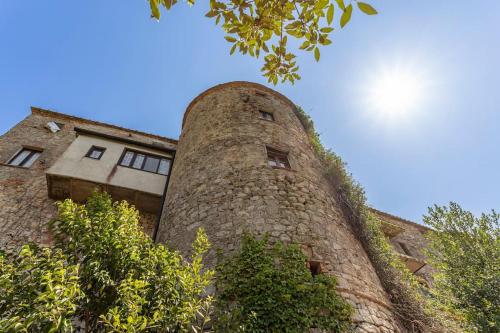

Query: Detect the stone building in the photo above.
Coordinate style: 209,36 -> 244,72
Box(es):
1,81 -> 432,332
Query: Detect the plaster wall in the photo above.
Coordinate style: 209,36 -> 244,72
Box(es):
47,134 -> 171,196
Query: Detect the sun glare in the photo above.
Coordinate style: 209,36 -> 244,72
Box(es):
368,66 -> 424,118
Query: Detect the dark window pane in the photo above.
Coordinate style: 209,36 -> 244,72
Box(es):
143,156 -> 160,173
121,151 -> 134,166
132,154 -> 145,169
89,149 -> 103,159
260,111 -> 274,121
158,159 -> 170,175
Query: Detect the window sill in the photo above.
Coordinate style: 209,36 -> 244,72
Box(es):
269,165 -> 296,172
259,117 -> 276,123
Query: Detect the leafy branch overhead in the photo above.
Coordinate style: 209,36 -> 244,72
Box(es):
149,0 -> 377,84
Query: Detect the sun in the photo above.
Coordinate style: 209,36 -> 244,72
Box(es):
368,66 -> 424,118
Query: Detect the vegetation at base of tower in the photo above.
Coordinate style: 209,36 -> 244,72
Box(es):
0,191 -> 213,332
423,203 -> 500,333
147,0 -> 377,85
214,234 -> 353,332
292,106 -> 468,332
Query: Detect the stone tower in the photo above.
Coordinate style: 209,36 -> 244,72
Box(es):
157,82 -> 403,332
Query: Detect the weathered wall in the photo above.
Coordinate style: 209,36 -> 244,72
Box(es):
373,210 -> 434,284
157,82 -> 406,332
0,108 -> 175,252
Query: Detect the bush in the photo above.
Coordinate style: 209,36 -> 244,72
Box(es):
214,234 -> 353,333
0,191 -> 213,332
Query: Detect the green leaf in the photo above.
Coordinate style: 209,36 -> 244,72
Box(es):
357,2 -> 378,15
150,0 -> 160,20
224,36 -> 237,43
327,4 -> 334,25
299,40 -> 310,50
335,0 -> 345,10
340,4 -> 352,28
230,43 -> 237,55
320,27 -> 333,33
314,47 -> 320,62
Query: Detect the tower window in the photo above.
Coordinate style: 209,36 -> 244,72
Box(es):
7,147 -> 42,168
267,147 -> 290,169
85,146 -> 106,160
259,110 -> 275,121
119,149 -> 171,175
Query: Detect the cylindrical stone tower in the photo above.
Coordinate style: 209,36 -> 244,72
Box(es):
157,82 -> 404,332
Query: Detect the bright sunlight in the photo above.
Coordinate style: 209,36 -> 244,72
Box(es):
367,65 -> 425,119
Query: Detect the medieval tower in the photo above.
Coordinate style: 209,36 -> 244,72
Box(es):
1,81 -> 431,333
157,82 -> 405,332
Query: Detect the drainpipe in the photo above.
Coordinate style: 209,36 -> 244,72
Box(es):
153,151 -> 175,243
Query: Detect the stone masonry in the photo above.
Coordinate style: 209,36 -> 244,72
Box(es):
1,82 -> 433,333
157,82 -> 413,332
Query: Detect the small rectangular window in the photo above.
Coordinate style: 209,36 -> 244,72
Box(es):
85,146 -> 106,160
308,261 -> 323,277
259,110 -> 275,121
119,149 -> 171,175
7,148 -> 42,168
267,147 -> 290,169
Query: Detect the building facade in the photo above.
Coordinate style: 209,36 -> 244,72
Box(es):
1,82 -> 431,332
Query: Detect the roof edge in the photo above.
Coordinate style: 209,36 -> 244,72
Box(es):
369,207 -> 431,232
182,81 -> 298,128
31,106 -> 178,145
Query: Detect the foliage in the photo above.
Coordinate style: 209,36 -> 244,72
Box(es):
0,245 -> 81,332
148,0 -> 377,84
214,234 -> 353,332
292,106 -> 460,332
1,191 -> 213,332
424,203 -> 500,332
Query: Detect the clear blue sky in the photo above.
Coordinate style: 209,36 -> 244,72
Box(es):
1,1 -> 499,223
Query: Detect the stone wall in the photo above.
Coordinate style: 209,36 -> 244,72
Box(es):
373,209 -> 434,285
157,82 -> 406,332
0,108 -> 175,252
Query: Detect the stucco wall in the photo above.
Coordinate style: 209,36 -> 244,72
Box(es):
47,134 -> 171,196
157,82 -> 406,332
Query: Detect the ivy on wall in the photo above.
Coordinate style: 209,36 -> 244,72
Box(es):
292,106 -> 466,333
214,234 -> 353,333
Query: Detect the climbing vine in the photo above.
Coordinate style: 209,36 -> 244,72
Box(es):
293,106 -> 466,332
214,234 -> 353,333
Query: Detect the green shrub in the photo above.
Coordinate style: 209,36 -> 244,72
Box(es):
214,234 -> 353,333
0,191 -> 213,332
